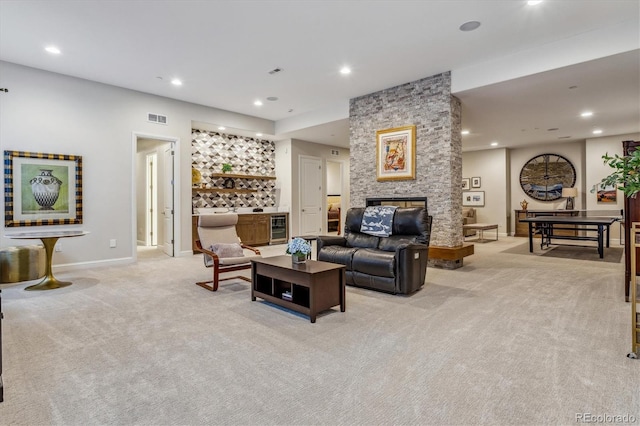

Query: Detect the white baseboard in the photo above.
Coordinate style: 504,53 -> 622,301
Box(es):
53,256 -> 135,272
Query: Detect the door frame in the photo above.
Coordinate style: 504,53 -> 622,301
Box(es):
145,152 -> 158,246
131,132 -> 180,261
325,158 -> 345,233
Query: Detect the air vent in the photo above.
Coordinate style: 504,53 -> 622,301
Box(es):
147,113 -> 168,125
268,67 -> 283,75
331,149 -> 340,156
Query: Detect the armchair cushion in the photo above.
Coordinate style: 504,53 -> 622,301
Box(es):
352,248 -> 395,278
316,245 -> 357,270
209,243 -> 244,258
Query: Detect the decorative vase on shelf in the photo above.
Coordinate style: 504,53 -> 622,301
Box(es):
520,199 -> 528,211
30,169 -> 62,210
292,253 -> 307,264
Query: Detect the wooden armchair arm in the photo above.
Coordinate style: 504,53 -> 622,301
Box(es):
241,244 -> 261,255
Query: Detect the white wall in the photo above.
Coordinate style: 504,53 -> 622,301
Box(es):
462,135 -> 639,239
585,132 -> 640,212
326,161 -> 342,195
462,148 -> 509,235
0,61 -> 273,267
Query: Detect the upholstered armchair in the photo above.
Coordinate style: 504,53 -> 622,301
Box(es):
194,213 -> 261,291
462,207 -> 477,237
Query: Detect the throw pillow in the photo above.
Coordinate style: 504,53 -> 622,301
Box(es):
209,243 -> 244,258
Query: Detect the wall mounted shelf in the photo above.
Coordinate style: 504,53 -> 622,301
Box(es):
209,173 -> 276,180
192,188 -> 257,193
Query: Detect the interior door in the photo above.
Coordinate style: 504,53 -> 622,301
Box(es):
162,146 -> 174,256
299,156 -> 323,235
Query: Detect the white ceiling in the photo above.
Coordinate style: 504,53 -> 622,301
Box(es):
1,1 -> 638,151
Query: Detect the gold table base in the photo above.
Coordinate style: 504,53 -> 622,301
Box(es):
25,276 -> 71,291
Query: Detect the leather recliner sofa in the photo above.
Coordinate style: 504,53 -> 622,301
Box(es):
316,207 -> 432,295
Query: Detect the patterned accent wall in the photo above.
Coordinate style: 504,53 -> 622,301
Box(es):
191,129 -> 276,209
349,72 -> 463,251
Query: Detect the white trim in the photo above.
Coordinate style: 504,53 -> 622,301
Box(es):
53,257 -> 135,272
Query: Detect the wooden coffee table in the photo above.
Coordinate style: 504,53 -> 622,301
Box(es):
251,256 -> 345,323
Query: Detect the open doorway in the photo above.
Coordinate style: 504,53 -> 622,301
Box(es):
134,135 -> 177,259
326,159 -> 344,235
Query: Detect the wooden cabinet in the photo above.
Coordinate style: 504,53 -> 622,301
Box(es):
236,214 -> 270,246
514,210 -> 578,237
193,213 -> 287,250
623,140 -> 640,302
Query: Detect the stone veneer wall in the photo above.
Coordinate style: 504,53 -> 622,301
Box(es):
349,72 -> 463,253
191,129 -> 276,209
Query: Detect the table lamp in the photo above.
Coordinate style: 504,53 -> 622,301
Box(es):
562,187 -> 578,210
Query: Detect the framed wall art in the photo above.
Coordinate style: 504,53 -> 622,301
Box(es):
4,150 -> 83,227
462,178 -> 470,190
471,176 -> 481,188
462,191 -> 485,207
376,125 -> 416,181
596,183 -> 617,203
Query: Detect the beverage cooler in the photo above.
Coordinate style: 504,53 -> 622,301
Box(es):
270,214 -> 288,244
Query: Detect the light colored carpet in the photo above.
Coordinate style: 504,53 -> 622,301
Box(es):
502,242 -> 624,263
0,238 -> 637,425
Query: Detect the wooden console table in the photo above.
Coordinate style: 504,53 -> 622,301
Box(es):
514,210 -> 579,237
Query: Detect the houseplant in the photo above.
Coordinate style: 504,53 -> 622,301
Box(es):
601,150 -> 640,198
286,237 -> 312,264
222,163 -> 233,173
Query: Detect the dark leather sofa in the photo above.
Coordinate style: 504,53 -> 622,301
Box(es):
317,207 -> 432,295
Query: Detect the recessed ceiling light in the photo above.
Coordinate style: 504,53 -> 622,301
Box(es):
340,66 -> 351,75
527,0 -> 543,5
45,46 -> 61,54
490,142 -> 499,146
254,100 -> 263,106
461,130 -> 470,135
459,21 -> 481,32
581,111 -> 593,118
218,126 -> 225,131
593,129 -> 603,135
256,133 -> 263,137
171,78 -> 182,86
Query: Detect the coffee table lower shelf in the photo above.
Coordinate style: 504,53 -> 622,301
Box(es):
251,256 -> 345,323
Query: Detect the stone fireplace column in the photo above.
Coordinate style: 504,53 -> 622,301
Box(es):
349,72 -> 468,270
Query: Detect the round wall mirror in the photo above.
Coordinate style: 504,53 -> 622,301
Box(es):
519,153 -> 576,201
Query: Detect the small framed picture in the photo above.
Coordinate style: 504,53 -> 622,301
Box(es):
471,177 -> 481,188
462,178 -> 470,190
596,183 -> 616,203
462,191 -> 485,207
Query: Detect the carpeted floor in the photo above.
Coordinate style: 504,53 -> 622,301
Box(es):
0,237 -> 637,425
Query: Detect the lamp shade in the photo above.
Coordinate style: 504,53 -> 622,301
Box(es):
562,187 -> 578,197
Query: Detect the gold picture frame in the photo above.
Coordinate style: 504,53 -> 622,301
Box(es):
376,125 -> 416,181
4,150 -> 83,227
